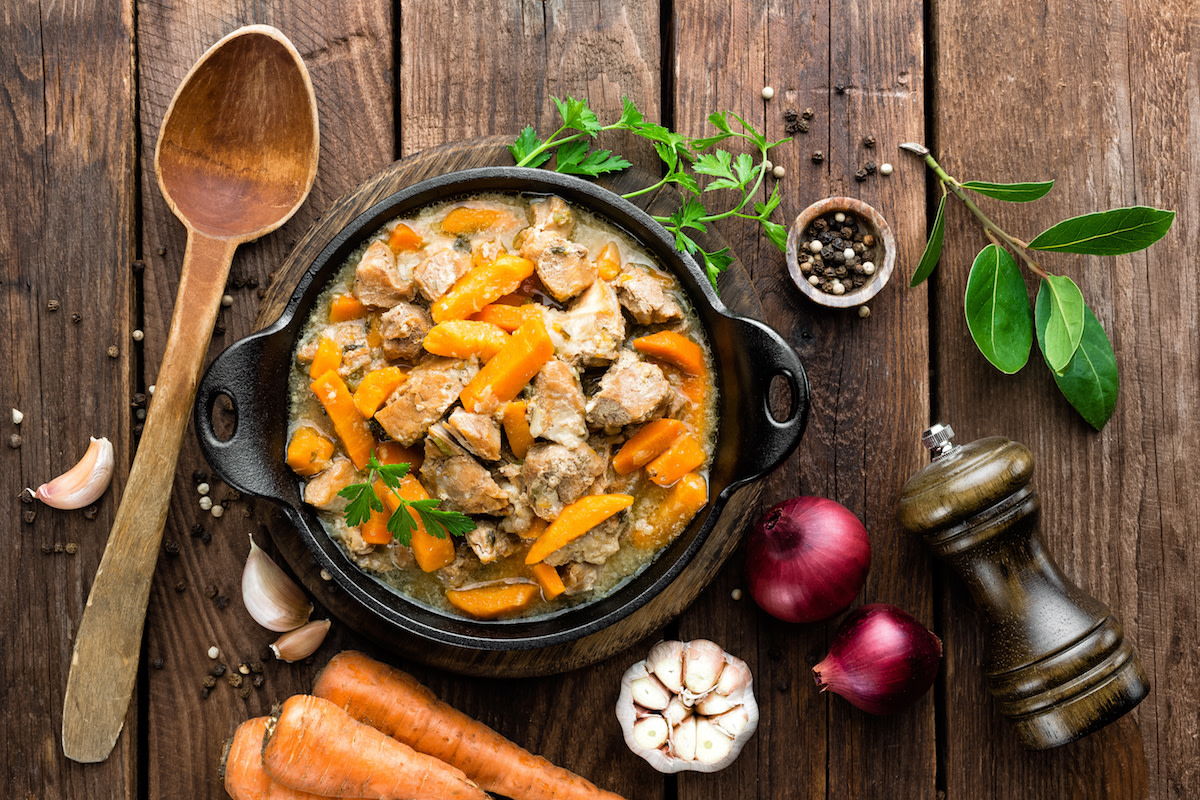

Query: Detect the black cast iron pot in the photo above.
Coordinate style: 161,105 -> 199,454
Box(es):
195,166 -> 808,653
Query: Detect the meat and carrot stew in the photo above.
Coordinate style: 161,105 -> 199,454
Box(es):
286,192 -> 716,620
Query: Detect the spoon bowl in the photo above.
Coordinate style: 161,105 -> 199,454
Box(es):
62,24 -> 319,764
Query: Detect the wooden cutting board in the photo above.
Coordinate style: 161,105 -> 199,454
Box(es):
253,136 -> 770,677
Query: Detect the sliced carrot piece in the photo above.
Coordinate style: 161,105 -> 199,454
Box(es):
531,563 -> 566,601
501,400 -> 535,460
308,335 -> 342,379
632,330 -> 706,376
387,222 -> 423,252
517,515 -> 548,542
330,293 -> 369,322
645,432 -> 707,487
431,253 -> 536,323
423,320 -> 510,361
352,366 -> 408,418
376,440 -> 424,472
285,427 -> 335,477
376,473 -> 456,572
469,302 -> 542,333
459,314 -> 554,413
595,241 -> 622,281
632,472 -> 709,550
446,582 -> 540,619
440,206 -> 507,236
361,488 -> 394,546
526,494 -> 634,565
612,418 -> 687,475
310,370 -> 375,470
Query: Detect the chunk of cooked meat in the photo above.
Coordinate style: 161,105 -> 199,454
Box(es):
414,247 -> 471,302
528,195 -> 576,237
495,463 -> 536,536
543,515 -> 624,567
464,519 -> 522,564
302,457 -> 357,512
296,321 -> 372,376
561,562 -> 602,596
436,546 -> 474,588
535,237 -> 596,302
612,263 -> 685,325
586,350 -> 672,432
522,442 -> 605,520
517,227 -> 564,263
354,240 -> 414,307
378,301 -> 432,362
420,425 -> 510,514
373,358 -> 478,445
444,407 -> 502,461
545,279 -> 626,366
527,358 -> 587,447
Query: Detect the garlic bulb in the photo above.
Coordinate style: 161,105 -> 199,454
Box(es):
32,436 -> 114,509
270,619 -> 331,662
242,534 -> 313,632
616,639 -> 759,773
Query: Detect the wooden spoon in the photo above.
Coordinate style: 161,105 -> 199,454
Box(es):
62,24 -> 319,763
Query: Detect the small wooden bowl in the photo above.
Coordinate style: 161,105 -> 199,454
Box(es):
785,196 -> 895,309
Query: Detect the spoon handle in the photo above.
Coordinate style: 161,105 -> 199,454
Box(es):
62,230 -> 237,763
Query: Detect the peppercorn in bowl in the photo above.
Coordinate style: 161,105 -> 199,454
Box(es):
195,163 -> 809,662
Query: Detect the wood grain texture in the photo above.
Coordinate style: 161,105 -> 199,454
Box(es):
134,2 -> 392,798
672,0 -> 933,797
0,0 -> 136,795
932,0 -> 1197,795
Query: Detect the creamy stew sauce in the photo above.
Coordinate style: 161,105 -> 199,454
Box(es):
287,192 -> 716,620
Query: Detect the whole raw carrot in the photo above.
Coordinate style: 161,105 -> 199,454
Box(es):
313,651 -> 628,800
262,694 -> 488,800
222,716 -> 328,800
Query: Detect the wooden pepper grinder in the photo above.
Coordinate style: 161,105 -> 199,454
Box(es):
898,423 -> 1149,749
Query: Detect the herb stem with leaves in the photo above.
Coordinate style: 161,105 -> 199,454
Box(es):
338,452 -> 475,546
510,96 -> 790,290
902,142 -> 1174,430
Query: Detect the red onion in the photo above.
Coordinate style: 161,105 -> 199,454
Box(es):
812,603 -> 942,714
744,496 -> 871,623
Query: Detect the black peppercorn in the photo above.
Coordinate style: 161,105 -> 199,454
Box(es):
811,151 -> 825,164
855,168 -> 868,182
862,134 -> 876,148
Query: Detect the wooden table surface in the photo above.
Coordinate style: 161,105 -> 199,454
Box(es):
3,0 -> 1196,797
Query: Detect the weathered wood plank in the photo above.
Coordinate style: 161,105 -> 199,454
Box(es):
673,0 -> 933,797
134,2 -> 393,798
932,0 -> 1196,795
0,0 -> 136,796
391,3 -> 663,797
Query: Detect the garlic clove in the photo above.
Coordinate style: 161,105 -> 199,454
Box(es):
671,715 -> 697,761
242,534 -> 313,632
33,436 -> 114,509
647,640 -> 684,693
629,672 -> 672,711
664,694 -> 692,726
682,639 -> 726,695
709,706 -> 752,738
694,689 -> 738,716
696,660 -> 753,714
269,619 -> 331,662
631,715 -> 669,750
693,719 -> 734,765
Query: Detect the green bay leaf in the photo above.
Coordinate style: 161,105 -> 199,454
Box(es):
909,193 -> 946,286
1028,206 -> 1175,255
1046,304 -> 1119,430
964,244 -> 1032,374
961,179 -> 1054,202
1035,274 -> 1086,373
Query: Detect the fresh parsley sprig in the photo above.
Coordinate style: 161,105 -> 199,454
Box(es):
510,97 -> 790,290
338,452 -> 475,546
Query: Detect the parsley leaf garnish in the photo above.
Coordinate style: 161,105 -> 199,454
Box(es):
338,452 -> 474,547
510,96 -> 790,291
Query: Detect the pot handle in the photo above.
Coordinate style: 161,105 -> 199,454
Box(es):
193,332 -> 296,504
728,316 -> 810,481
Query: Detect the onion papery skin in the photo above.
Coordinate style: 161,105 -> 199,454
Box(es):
812,603 -> 943,715
744,496 -> 871,623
